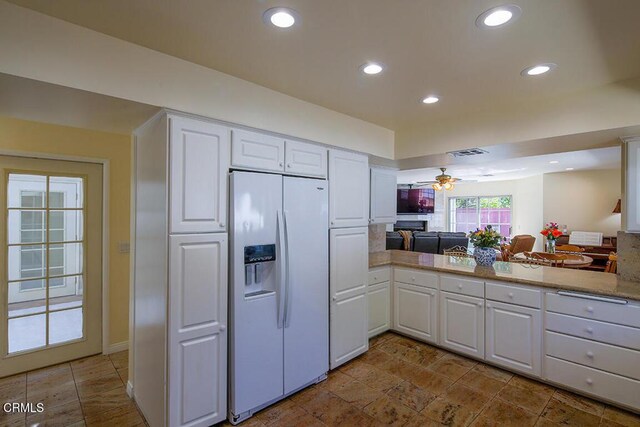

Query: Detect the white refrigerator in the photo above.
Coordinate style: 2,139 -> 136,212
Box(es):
229,171 -> 329,424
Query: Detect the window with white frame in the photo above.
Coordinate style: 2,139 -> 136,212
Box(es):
448,196 -> 512,238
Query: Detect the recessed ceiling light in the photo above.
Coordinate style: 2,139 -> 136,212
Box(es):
521,63 -> 558,76
360,62 -> 384,75
549,160 -> 559,164
476,4 -> 522,28
566,167 -> 574,171
422,96 -> 439,104
263,7 -> 299,28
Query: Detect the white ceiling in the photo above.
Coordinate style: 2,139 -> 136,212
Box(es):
0,73 -> 159,134
396,146 -> 621,183
7,0 -> 640,132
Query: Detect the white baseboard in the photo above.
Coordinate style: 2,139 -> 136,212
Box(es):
105,340 -> 129,354
127,380 -> 134,398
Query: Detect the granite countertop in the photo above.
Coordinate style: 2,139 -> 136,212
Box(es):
370,250 -> 640,300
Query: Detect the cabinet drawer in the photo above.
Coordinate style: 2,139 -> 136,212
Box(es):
369,267 -> 391,286
440,274 -> 484,298
486,281 -> 541,308
546,331 -> 640,380
394,268 -> 438,289
546,312 -> 640,351
544,356 -> 640,411
546,292 -> 640,328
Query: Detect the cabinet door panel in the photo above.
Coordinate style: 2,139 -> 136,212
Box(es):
368,282 -> 390,337
329,150 -> 369,228
231,129 -> 285,172
440,291 -> 484,359
370,168 -> 397,224
169,234 -> 227,427
330,227 -> 368,368
331,293 -> 368,368
170,116 -> 229,234
394,283 -> 437,343
486,301 -> 541,377
285,140 -> 327,178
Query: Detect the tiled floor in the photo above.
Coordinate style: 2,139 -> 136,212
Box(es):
3,333 -> 640,426
0,350 -> 144,426
223,332 -> 640,427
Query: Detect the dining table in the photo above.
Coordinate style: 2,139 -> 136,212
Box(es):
512,252 -> 594,269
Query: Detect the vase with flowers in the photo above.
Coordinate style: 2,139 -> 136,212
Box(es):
540,222 -> 563,253
469,225 -> 501,267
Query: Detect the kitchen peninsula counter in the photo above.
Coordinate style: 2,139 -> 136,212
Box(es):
370,250 -> 640,300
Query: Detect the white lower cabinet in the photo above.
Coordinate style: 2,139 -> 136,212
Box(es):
330,228 -> 368,368
394,282 -> 438,343
439,291 -> 484,359
486,301 -> 541,376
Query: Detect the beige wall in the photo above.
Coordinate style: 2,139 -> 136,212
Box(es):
0,116 -> 131,347
0,1 -> 394,159
543,169 -> 621,236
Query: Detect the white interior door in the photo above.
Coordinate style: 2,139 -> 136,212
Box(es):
0,155 -> 102,377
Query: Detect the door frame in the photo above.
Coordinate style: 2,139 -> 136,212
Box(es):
0,149 -> 111,356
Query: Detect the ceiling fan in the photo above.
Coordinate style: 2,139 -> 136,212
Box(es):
415,167 -> 461,191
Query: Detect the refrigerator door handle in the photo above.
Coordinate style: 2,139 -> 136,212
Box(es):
283,210 -> 292,328
277,209 -> 286,329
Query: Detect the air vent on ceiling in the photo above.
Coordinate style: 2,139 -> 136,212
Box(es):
447,148 -> 489,157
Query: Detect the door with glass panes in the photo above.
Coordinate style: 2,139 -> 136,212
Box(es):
0,156 -> 102,376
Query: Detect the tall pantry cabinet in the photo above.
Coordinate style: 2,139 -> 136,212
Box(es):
133,112 -> 229,427
328,149 -> 369,368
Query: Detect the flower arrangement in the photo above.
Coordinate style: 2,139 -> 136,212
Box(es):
540,222 -> 563,240
468,225 -> 502,248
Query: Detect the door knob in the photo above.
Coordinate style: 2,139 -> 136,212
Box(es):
586,306 -> 594,313
477,302 -> 483,307
586,327 -> 594,334
508,292 -> 514,298
279,162 -> 284,167
220,222 -> 225,228
586,351 -> 594,358
332,296 -> 337,301
220,325 -> 227,331
586,378 -> 593,385
486,304 -> 492,309
287,163 -> 291,168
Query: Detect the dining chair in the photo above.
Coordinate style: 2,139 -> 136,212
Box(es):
524,252 -> 568,268
556,244 -> 585,253
605,252 -> 618,274
508,256 -> 549,267
443,245 -> 473,258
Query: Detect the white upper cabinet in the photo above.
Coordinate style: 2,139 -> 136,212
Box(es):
231,129 -> 285,173
370,167 -> 397,224
170,116 -> 230,234
623,137 -> 640,232
329,149 -> 370,228
285,140 -> 327,178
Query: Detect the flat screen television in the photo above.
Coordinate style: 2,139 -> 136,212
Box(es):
397,188 -> 435,214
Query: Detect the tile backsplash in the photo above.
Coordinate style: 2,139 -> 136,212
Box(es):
369,224 -> 386,253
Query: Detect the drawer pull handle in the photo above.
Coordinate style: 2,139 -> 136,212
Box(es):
374,276 -> 378,281
458,284 -> 463,290
586,327 -> 594,334
557,291 -> 628,305
412,277 -> 416,281
586,351 -> 594,358
586,378 -> 593,385
508,292 -> 514,298
586,306 -> 594,313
